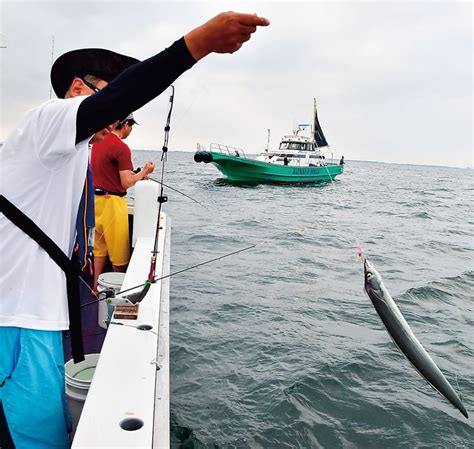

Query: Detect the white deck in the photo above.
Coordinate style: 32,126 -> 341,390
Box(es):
73,181 -> 170,448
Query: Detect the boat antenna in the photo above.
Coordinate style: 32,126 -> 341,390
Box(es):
265,128 -> 270,152
49,35 -> 55,99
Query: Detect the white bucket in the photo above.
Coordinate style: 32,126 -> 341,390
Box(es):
65,353 -> 100,436
97,272 -> 125,329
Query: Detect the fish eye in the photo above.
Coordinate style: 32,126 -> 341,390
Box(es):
366,273 -> 373,280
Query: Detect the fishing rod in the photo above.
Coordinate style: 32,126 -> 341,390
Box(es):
80,241 -> 259,309
80,227 -> 307,309
118,227 -> 299,298
131,85 -> 175,303
119,242 -> 258,297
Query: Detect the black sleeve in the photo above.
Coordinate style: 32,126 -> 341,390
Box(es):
76,37 -> 196,144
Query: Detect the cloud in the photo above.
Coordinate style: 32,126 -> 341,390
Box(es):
1,1 -> 471,167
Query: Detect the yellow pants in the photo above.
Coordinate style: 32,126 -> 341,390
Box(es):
94,195 -> 130,266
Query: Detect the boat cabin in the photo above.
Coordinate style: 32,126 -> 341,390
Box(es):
256,134 -> 327,167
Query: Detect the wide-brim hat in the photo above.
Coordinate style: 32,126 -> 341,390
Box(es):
51,48 -> 140,98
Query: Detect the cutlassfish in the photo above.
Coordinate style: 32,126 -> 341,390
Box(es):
363,259 -> 468,418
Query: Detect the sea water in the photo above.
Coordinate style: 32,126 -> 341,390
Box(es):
132,151 -> 473,448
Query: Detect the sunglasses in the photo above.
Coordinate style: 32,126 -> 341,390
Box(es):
81,78 -> 102,93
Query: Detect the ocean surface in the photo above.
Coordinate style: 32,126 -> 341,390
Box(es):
133,151 -> 473,448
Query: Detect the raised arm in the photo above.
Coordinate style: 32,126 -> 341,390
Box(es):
75,12 -> 269,144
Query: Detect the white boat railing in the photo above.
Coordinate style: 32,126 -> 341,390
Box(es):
209,142 -> 247,158
319,148 -> 335,165
197,142 -> 339,166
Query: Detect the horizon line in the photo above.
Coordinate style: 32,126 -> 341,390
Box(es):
130,148 -> 473,170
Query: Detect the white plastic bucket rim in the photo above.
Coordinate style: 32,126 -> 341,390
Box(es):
97,272 -> 126,292
65,353 -> 100,386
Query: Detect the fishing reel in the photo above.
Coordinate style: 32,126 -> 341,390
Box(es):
97,287 -> 136,306
96,287 -> 116,302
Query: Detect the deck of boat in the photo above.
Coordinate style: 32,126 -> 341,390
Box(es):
66,181 -> 170,448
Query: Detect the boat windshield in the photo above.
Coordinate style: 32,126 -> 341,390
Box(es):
279,142 -> 311,151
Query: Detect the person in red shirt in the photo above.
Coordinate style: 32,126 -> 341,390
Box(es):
91,113 -> 155,290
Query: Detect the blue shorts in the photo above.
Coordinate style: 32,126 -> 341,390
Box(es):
0,327 -> 71,449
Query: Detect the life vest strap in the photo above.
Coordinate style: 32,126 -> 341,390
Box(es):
0,195 -> 85,363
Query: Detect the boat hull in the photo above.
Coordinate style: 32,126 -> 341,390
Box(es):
197,151 -> 344,184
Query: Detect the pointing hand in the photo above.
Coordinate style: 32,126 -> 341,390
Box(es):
185,12 -> 270,60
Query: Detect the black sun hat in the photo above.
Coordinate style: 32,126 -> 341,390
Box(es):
50,48 -> 140,98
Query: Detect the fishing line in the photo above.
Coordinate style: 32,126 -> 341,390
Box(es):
79,274 -> 97,296
317,149 -> 337,186
118,226 -> 308,296
93,100 -> 193,247
148,176 -> 213,212
80,243 -> 257,308
171,74 -> 215,129
93,176 -> 203,246
79,223 -> 318,310
323,163 -> 336,186
109,321 -> 163,371
80,241 -> 258,308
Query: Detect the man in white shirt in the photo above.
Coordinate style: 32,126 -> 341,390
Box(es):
0,12 -> 269,449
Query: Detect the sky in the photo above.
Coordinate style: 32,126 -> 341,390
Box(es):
0,1 -> 472,168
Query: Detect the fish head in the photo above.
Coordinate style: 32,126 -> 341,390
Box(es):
364,258 -> 384,297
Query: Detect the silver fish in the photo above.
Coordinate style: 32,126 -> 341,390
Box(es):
364,259 -> 468,419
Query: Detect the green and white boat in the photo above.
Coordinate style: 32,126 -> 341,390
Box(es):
194,99 -> 345,184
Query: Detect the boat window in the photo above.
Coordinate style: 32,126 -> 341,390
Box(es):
280,142 -> 309,151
